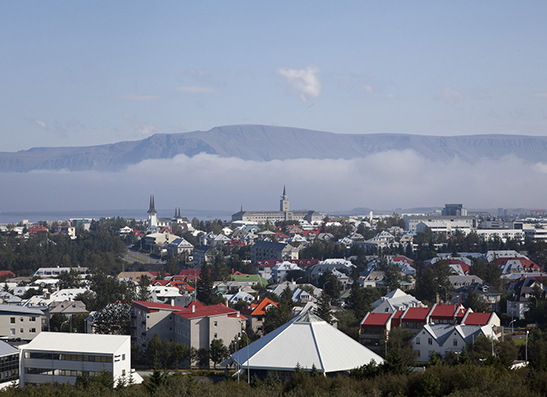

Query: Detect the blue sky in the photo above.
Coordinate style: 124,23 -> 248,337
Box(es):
2,2 -> 547,215
2,1 -> 547,152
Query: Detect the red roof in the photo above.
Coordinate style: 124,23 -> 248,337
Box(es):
463,312 -> 493,326
447,259 -> 471,274
133,300 -> 188,312
392,256 -> 414,265
28,225 -> 49,233
178,269 -> 202,276
0,271 -> 15,278
152,280 -> 170,286
361,313 -> 392,327
402,307 -> 431,321
430,304 -> 458,319
391,310 -> 404,327
174,303 -> 239,319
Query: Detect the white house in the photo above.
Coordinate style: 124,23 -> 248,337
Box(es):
411,323 -> 497,362
19,332 -> 142,387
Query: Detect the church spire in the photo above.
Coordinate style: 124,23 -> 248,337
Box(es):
147,194 -> 156,215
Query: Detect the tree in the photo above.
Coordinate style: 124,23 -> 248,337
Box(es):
315,292 -> 333,324
209,339 -> 229,369
137,275 -> 152,302
196,262 -> 220,305
92,302 -> 131,335
57,269 -> 82,289
464,290 -> 490,313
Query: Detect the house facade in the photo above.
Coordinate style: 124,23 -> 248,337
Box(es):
19,332 -> 139,387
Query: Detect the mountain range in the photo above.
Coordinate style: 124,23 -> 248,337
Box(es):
1,124 -> 547,172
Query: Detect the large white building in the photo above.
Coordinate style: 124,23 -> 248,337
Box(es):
231,187 -> 322,224
19,332 -> 141,387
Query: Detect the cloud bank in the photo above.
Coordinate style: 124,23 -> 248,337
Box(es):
1,151 -> 546,217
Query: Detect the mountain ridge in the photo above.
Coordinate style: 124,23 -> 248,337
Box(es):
1,124 -> 546,172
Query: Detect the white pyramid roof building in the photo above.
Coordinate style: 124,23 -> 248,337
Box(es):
227,311 -> 384,374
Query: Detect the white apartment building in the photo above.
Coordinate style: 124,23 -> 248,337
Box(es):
19,332 -> 141,387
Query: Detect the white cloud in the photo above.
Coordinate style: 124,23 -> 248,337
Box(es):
177,86 -> 218,94
111,94 -> 161,101
435,87 -> 464,105
277,65 -> 321,102
531,91 -> 547,99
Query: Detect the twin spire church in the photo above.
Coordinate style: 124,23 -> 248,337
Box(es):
231,186 -> 322,224
147,195 -> 189,231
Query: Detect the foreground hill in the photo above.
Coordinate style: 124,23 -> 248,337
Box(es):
1,125 -> 546,172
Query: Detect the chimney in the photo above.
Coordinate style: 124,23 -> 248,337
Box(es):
192,304 -> 196,313
170,299 -> 175,307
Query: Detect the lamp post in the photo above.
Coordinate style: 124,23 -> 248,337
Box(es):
509,319 -> 516,334
241,330 -> 250,384
438,284 -> 448,303
525,330 -> 529,364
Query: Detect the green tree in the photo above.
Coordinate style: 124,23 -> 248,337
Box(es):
209,339 -> 229,369
137,275 -> 152,302
92,302 -> 131,335
196,262 -> 220,305
315,292 -> 333,324
464,290 -> 490,313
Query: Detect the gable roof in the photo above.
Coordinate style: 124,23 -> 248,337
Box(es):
246,297 -> 278,316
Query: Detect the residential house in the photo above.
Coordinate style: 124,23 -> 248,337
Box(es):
452,283 -> 501,311
166,238 -> 194,256
0,304 -> 43,340
411,323 -> 497,362
251,241 -> 300,264
132,300 -> 245,353
371,289 -> 425,314
241,297 -> 278,335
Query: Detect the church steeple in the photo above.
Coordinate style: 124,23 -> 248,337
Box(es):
147,194 -> 157,215
147,194 -> 157,229
280,186 -> 289,212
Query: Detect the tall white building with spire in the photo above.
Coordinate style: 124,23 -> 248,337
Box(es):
147,194 -> 157,229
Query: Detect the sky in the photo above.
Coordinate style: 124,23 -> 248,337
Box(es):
1,2 -> 547,216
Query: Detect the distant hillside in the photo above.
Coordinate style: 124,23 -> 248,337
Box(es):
1,125 -> 547,172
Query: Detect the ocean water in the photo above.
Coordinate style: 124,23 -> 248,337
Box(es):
0,209 -> 232,224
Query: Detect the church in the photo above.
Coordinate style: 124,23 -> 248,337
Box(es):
231,187 -> 322,224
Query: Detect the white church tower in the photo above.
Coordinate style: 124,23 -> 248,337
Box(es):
147,194 -> 157,229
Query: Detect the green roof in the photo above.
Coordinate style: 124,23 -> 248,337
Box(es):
229,274 -> 268,286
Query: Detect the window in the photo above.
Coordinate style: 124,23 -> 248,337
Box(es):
29,328 -> 36,333
10,318 -> 15,324
453,339 -> 458,347
9,329 -> 15,336
214,333 -> 218,338
416,337 -> 420,345
428,338 -> 433,345
122,354 -> 126,361
214,321 -> 218,327
29,317 -> 36,322
20,328 -> 23,334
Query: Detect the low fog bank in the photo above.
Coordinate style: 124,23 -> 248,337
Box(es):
1,150 -> 546,215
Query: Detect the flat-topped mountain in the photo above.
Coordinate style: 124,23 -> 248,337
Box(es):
1,125 -> 546,172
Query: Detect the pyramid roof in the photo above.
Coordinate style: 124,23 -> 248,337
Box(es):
228,311 -> 383,373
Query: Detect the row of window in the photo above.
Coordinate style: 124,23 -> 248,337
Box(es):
10,317 -> 37,323
415,337 -> 458,347
25,352 -> 116,363
26,368 -> 109,377
10,328 -> 36,335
